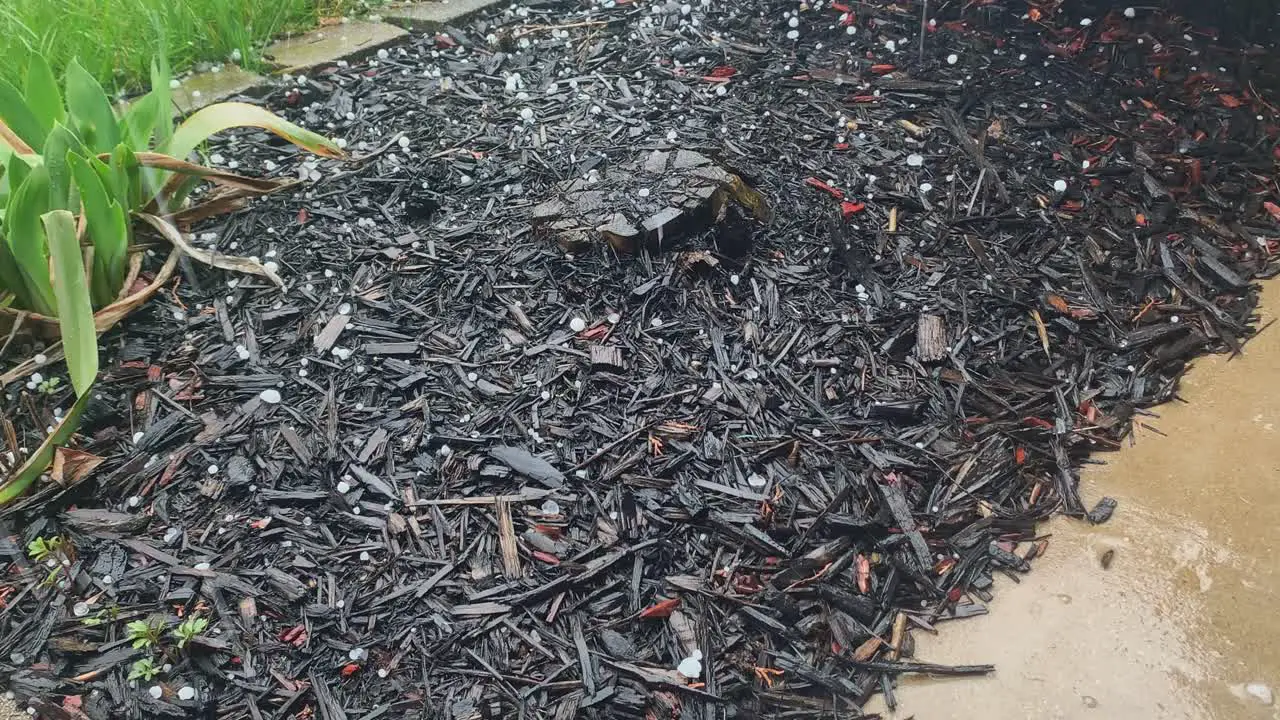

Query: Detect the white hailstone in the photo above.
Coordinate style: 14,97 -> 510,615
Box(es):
1053,179 -> 1068,193
945,53 -> 959,65
207,464 -> 219,475
542,499 -> 560,515
194,562 -> 211,571
1082,159 -> 1091,170
786,29 -> 799,40
812,428 -> 823,437
397,135 -> 411,149
715,84 -> 727,96
730,274 -> 740,285
177,686 -> 196,701
1079,17 -> 1092,26
607,312 -> 621,324
336,481 -> 351,494
209,153 -> 225,165
33,353 -> 47,365
360,551 -> 371,562
677,656 -> 702,678
101,575 -> 113,585
650,317 -> 663,328
637,188 -> 651,198
459,174 -> 473,185
467,372 -> 479,383
1170,315 -> 1180,323
846,25 -> 857,35
349,647 -> 368,661
338,302 -> 353,315
438,444 -> 453,457
126,495 -> 142,508
259,389 -> 282,404
377,668 -> 389,678
520,107 -> 535,122
132,431 -> 145,444
920,182 -> 933,193
164,527 -> 181,544
332,347 -> 353,361
236,346 -> 251,361
788,16 -> 799,28
264,159 -> 278,172
906,153 -> 924,167
1124,7 -> 1136,18
73,601 -> 90,617
885,40 -> 896,52
377,48 -> 390,60
148,686 -> 163,699
569,317 -> 587,332
1245,683 -> 1273,705
747,473 -> 768,488
666,129 -> 678,142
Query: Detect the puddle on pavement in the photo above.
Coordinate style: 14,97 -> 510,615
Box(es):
868,280 -> 1280,720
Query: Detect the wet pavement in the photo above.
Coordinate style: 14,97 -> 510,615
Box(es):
868,281 -> 1280,720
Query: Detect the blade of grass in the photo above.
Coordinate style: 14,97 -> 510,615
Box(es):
43,209 -> 97,395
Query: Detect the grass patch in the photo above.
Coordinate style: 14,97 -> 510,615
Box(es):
0,0 -> 381,93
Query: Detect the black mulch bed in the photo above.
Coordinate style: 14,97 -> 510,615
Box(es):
3,0 -> 1279,717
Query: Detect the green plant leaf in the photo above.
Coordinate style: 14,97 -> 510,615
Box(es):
149,57 -> 173,149
0,388 -> 91,505
64,60 -> 120,155
43,209 -> 98,396
109,145 -> 142,212
0,78 -> 45,151
23,54 -> 65,138
0,159 -> 27,303
119,94 -> 161,154
6,151 -> 30,195
4,164 -> 56,315
68,153 -> 128,306
43,125 -> 86,212
167,102 -> 345,164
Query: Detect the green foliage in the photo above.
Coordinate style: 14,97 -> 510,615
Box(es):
173,615 -> 209,649
44,208 -> 97,395
0,0 -> 345,93
125,618 -> 164,649
127,657 -> 159,682
0,51 -> 344,505
0,53 -> 342,321
26,535 -> 65,563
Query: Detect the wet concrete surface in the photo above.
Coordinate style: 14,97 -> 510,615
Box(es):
868,282 -> 1280,720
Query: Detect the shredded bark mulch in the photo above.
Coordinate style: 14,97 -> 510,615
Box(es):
3,0 -> 1279,717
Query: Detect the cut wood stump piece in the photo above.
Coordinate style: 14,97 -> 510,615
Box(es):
590,345 -> 625,371
530,149 -> 769,253
915,314 -> 948,363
